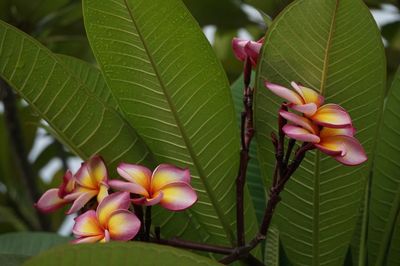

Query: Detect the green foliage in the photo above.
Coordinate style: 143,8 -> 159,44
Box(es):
254,1 -> 386,265
0,232 -> 71,265
24,242 -> 222,266
0,21 -> 153,170
82,0 -> 258,247
368,67 -> 400,266
0,232 -> 71,257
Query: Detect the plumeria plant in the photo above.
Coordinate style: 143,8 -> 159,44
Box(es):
0,0 -> 398,266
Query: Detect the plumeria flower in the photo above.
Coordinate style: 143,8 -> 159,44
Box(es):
109,164 -> 197,211
72,192 -> 140,243
36,156 -> 109,214
280,110 -> 367,166
232,37 -> 264,67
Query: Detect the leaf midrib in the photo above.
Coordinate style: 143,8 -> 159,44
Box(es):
122,0 -> 235,244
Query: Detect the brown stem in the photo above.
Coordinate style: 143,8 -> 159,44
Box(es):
220,143 -> 313,264
132,202 -> 145,240
0,78 -> 50,231
283,138 -> 296,170
236,57 -> 255,247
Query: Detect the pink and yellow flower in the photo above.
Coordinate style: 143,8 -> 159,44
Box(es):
265,81 -> 353,128
232,37 -> 264,67
35,156 -> 109,214
109,164 -> 197,211
72,192 -> 140,243
280,110 -> 367,166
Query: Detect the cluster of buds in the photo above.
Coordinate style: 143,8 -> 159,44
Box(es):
265,81 -> 367,166
36,156 -> 197,243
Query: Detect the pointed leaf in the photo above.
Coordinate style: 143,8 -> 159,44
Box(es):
0,21 -> 153,169
254,0 -> 385,265
83,0 -> 258,246
368,68 -> 400,266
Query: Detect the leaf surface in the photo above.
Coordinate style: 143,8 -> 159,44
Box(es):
254,0 -> 386,265
0,21 -> 153,169
24,242 -> 222,266
368,68 -> 400,266
83,0 -> 258,246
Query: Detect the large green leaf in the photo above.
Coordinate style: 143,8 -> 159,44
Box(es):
254,0 -> 385,265
264,225 -> 280,266
0,232 -> 71,257
368,68 -> 400,266
83,0 -> 258,247
57,54 -> 118,110
0,21 -> 153,169
24,242 -> 222,266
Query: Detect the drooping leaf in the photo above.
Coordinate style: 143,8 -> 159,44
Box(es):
0,232 -> 71,257
0,21 -> 153,170
83,0 -> 258,247
24,242 -> 222,266
368,68 -> 400,266
254,0 -> 386,265
231,74 -> 267,224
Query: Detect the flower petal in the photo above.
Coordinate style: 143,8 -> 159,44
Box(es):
311,104 -> 352,128
151,164 -> 191,193
66,191 -> 97,215
97,183 -> 109,203
58,170 -> 75,198
96,192 -> 130,227
316,135 -> 367,165
279,110 -> 318,134
244,41 -> 262,66
87,155 -> 108,185
109,180 -> 149,197
72,235 -> 104,244
320,127 -> 355,138
75,162 -> 96,189
290,103 -> 318,117
72,210 -> 103,237
143,191 -> 163,206
159,182 -> 197,211
291,82 -> 324,107
282,125 -> 320,143
107,210 -> 140,241
117,163 -> 151,191
35,188 -> 68,213
264,81 -> 304,105
232,37 -> 247,61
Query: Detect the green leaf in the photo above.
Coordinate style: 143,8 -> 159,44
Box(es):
57,54 -> 118,110
0,20 -> 153,169
0,232 -> 71,257
0,254 -> 29,266
24,242 -> 221,266
231,74 -> 267,224
264,226 -> 280,266
254,0 -> 386,265
0,206 -> 28,231
368,68 -> 400,266
83,0 -> 258,247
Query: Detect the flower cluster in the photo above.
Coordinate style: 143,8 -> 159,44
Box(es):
36,156 -> 197,243
265,81 -> 367,166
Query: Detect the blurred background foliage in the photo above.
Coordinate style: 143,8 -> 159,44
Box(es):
0,0 -> 399,238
